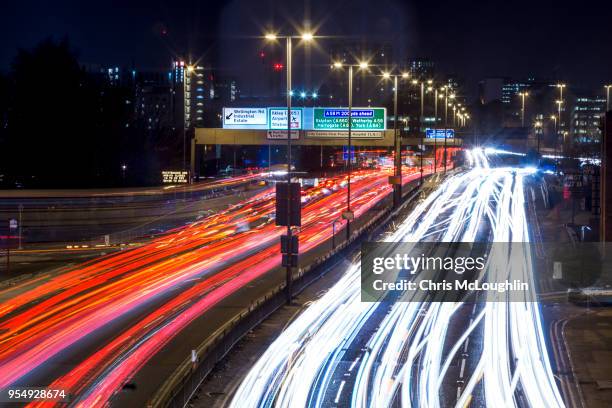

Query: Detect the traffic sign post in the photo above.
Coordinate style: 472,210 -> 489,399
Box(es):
280,234 -> 298,254
277,183 -> 301,281
281,253 -> 298,268
275,182 -> 302,227
4,219 -> 18,274
280,235 -> 298,268
388,175 -> 401,185
18,204 -> 23,250
342,211 -> 354,221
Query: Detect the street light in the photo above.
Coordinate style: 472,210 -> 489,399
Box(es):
556,83 -> 566,133
556,83 -> 566,98
519,91 -> 529,127
301,32 -> 314,41
332,60 -> 369,239
265,31 -> 314,304
411,79 -> 430,184
432,85 -> 442,173
555,99 -> 564,153
382,70 -> 410,208
440,87 -> 453,173
605,84 -> 612,112
534,120 -> 543,153
550,114 -> 559,169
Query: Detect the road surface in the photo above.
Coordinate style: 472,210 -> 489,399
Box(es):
0,162 -> 444,407
231,149 -> 566,408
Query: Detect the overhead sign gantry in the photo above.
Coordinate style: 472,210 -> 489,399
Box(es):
221,106 -> 387,134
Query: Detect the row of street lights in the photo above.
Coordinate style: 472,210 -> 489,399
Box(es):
263,30 -> 465,302
379,75 -> 463,183
382,71 -> 408,207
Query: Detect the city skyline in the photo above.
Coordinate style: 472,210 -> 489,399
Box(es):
2,0 -> 611,97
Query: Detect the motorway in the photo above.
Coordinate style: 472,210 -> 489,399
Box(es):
0,173 -> 263,245
0,162 -> 441,407
231,150 -> 566,408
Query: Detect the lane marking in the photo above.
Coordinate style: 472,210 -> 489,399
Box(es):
334,380 -> 346,404
348,356 -> 360,372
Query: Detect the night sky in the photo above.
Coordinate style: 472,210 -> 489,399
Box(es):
2,0 -> 611,97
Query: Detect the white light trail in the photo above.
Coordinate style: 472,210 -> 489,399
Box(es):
231,150 -> 565,408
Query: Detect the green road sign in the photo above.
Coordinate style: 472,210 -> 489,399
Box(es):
313,108 -> 386,131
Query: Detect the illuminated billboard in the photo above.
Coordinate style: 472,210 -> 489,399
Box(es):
161,171 -> 189,184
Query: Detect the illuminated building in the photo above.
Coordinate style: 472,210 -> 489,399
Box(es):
570,95 -> 606,144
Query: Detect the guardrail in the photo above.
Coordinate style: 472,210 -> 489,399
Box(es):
147,174 -> 445,408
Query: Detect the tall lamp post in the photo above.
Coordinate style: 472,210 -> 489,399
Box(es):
550,114 -> 558,165
556,99 -> 564,155
332,61 -> 369,239
433,86 -> 443,172
519,91 -> 529,127
534,120 -> 542,153
412,79 -> 431,185
265,32 -> 313,304
382,71 -> 409,208
605,84 -> 612,112
443,89 -> 454,173
556,83 -> 566,137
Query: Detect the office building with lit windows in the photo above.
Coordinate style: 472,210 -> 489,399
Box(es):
570,95 -> 606,144
171,61 -> 208,129
501,80 -> 530,104
408,58 -> 435,80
